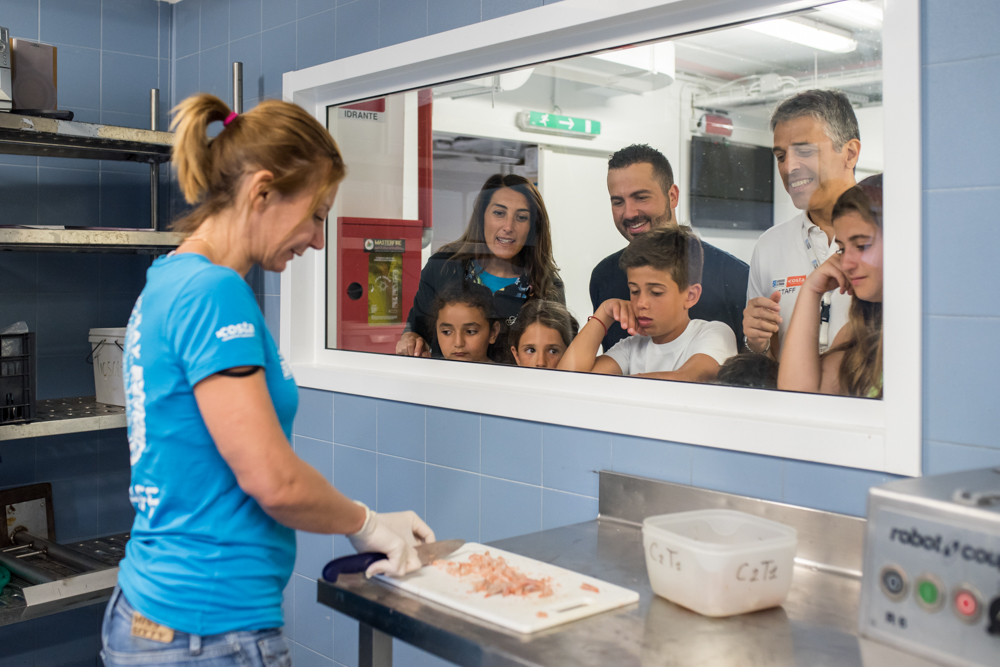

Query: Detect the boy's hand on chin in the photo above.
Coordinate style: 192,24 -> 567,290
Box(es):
599,299 -> 639,337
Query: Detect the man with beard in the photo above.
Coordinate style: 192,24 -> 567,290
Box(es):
742,90 -> 861,360
589,144 -> 749,352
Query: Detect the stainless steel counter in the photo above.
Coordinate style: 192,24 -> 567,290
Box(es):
319,518 -> 864,666
318,471 -> 879,667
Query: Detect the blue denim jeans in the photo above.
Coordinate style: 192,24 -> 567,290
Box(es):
101,587 -> 291,667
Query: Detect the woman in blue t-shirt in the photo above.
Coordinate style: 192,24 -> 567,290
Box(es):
101,94 -> 435,667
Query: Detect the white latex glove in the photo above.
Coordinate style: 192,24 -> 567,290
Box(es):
347,503 -> 436,578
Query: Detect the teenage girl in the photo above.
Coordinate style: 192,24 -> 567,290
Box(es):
778,176 -> 883,398
432,283 -> 501,363
508,299 -> 578,369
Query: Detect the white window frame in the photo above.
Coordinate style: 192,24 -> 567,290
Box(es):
280,0 -> 922,476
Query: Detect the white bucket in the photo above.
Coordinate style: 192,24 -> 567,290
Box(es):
89,327 -> 126,407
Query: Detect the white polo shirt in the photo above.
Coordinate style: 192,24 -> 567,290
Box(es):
747,211 -> 851,352
604,319 -> 737,376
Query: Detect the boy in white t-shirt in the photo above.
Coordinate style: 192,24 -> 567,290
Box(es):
558,226 -> 737,382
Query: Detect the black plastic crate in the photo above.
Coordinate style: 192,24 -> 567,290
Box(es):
0,332 -> 36,425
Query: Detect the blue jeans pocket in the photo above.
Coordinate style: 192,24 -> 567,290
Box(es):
256,633 -> 291,667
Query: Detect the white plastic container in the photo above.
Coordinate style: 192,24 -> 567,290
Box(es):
89,327 -> 126,407
642,509 -> 798,617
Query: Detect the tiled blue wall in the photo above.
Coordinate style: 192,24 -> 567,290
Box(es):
176,1 -> 1000,666
0,427 -> 134,541
0,252 -> 152,400
920,0 -> 1000,475
0,604 -> 106,667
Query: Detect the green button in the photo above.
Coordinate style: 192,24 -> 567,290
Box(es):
918,580 -> 939,605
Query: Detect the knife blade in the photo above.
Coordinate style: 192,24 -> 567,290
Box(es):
321,539 -> 465,582
415,539 -> 465,566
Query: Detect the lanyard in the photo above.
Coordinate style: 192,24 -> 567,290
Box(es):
801,220 -> 834,351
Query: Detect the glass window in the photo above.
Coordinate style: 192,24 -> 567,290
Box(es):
324,0 -> 884,399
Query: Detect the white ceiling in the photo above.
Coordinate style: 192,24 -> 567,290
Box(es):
524,1 -> 884,112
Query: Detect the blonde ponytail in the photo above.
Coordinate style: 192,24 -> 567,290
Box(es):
170,94 -> 232,206
168,93 -> 346,234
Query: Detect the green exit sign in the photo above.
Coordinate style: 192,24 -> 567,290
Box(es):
518,111 -> 601,138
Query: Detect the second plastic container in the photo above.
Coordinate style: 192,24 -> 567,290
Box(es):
89,327 -> 126,407
642,509 -> 798,617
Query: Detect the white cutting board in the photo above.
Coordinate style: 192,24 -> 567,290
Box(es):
374,542 -> 639,634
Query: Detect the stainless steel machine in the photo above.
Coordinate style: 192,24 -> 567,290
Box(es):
859,467 -> 1000,666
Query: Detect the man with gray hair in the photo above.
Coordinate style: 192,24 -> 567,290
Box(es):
742,89 -> 861,359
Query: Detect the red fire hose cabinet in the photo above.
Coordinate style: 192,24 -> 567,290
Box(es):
335,216 -> 424,354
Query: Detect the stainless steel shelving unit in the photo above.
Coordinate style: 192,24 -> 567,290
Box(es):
0,99 -> 179,248
0,96 -> 175,446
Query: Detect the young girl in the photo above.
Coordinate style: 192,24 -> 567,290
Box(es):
431,283 -> 500,363
778,177 -> 883,397
508,299 -> 578,369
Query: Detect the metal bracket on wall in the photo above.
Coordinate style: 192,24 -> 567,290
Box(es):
151,88 -> 160,231
0,483 -> 55,547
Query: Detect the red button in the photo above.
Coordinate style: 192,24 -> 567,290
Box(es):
956,591 -> 978,617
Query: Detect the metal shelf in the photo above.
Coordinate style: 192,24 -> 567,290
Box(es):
0,112 -> 172,163
0,532 -> 127,626
0,397 -> 125,441
0,226 -> 182,253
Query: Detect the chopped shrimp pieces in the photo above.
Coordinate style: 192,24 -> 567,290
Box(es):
435,551 -> 554,599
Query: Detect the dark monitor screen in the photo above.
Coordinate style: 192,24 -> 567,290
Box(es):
690,136 -> 774,231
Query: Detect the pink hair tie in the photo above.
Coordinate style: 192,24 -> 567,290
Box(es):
223,111 -> 239,126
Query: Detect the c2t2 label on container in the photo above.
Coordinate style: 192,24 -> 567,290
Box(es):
647,541 -> 682,571
736,560 -> 778,583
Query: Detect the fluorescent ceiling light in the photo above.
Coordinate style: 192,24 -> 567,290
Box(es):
592,42 -> 675,75
818,1 -> 883,29
745,17 -> 858,53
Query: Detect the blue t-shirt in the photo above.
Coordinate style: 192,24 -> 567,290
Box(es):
117,253 -> 298,635
472,262 -> 518,294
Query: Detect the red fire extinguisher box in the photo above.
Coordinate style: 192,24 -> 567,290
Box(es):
336,217 -> 424,354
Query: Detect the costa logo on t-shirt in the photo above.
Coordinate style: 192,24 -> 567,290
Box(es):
215,322 -> 255,342
786,275 -> 807,288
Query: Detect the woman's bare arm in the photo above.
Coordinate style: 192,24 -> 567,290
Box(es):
194,370 -> 366,534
